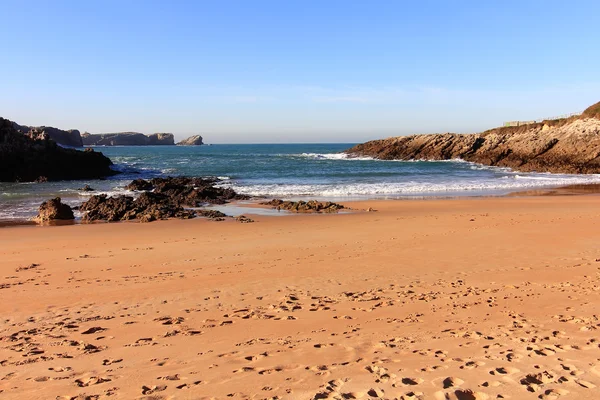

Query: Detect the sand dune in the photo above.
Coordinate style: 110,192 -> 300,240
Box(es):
1,196 -> 600,399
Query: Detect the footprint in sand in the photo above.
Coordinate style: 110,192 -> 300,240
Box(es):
141,384 -> 167,395
75,376 -> 112,387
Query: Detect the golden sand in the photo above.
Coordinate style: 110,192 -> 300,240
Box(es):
1,196 -> 600,399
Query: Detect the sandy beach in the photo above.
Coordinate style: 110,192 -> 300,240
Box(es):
2,195 -> 600,399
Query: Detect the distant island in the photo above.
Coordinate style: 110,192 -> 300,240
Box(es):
82,132 -> 175,146
346,101 -> 600,174
177,134 -> 204,146
11,119 -> 204,147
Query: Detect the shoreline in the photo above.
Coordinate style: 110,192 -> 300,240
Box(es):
4,181 -> 600,228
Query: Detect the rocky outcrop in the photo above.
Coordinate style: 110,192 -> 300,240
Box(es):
81,177 -> 249,222
0,117 -> 116,182
34,198 -> 75,222
80,192 -> 196,223
261,199 -> 346,213
177,135 -> 204,146
82,132 -> 175,146
126,177 -> 247,205
346,103 -> 600,174
12,121 -> 83,147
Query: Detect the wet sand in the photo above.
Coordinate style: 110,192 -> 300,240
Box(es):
1,195 -> 600,399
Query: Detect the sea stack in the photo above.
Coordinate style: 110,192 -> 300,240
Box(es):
177,135 -> 204,145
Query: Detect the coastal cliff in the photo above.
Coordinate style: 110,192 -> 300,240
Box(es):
177,135 -> 204,145
346,102 -> 600,174
12,121 -> 83,147
0,117 -> 115,182
82,132 -> 175,146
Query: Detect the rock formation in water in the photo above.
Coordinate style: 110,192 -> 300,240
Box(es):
81,132 -> 175,146
81,177 -> 249,223
12,121 -> 83,147
34,198 -> 75,222
345,102 -> 600,174
0,117 -> 116,182
177,135 -> 204,145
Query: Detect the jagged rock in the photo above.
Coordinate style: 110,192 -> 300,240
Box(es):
80,195 -> 137,222
82,132 -> 174,146
126,179 -> 154,191
125,177 -> 248,205
197,210 -> 228,219
78,185 -> 95,192
345,102 -> 600,174
0,117 -> 116,182
34,197 -> 74,222
261,199 -> 345,213
177,135 -> 204,145
80,177 -> 245,223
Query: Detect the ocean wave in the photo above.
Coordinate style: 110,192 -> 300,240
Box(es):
226,174 -> 600,198
295,153 -> 476,164
297,153 -> 375,161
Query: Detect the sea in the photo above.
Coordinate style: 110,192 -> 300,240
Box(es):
3,143 -> 600,223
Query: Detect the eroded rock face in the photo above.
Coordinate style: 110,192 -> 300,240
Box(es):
81,132 -> 175,146
34,198 -> 74,222
12,121 -> 83,147
177,135 -> 204,145
345,112 -> 600,174
261,199 -> 345,213
0,117 -> 116,182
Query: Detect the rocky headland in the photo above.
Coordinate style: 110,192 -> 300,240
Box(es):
0,117 -> 115,182
12,121 -> 83,147
177,135 -> 204,145
82,132 -> 175,146
346,101 -> 600,174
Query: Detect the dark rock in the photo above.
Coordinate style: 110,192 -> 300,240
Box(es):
261,199 -> 345,213
127,176 -> 247,205
34,197 -> 75,222
345,102 -> 600,174
236,215 -> 254,223
80,195 -> 136,222
78,185 -> 95,192
177,135 -> 204,146
197,210 -> 228,219
80,177 -> 249,223
0,117 -> 116,182
82,132 -> 174,146
125,179 -> 154,191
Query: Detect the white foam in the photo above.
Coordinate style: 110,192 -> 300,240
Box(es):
298,152 -> 375,161
226,173 -> 600,198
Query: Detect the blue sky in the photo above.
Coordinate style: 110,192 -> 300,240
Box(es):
2,1 -> 599,143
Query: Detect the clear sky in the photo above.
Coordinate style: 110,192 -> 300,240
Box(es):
2,1 -> 599,143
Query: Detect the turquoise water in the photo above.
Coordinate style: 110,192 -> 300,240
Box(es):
2,143 -> 600,222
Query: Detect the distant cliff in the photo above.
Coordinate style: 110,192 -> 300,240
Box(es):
12,121 -> 83,147
0,117 -> 115,182
345,101 -> 600,174
177,135 -> 204,146
82,132 -> 175,146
